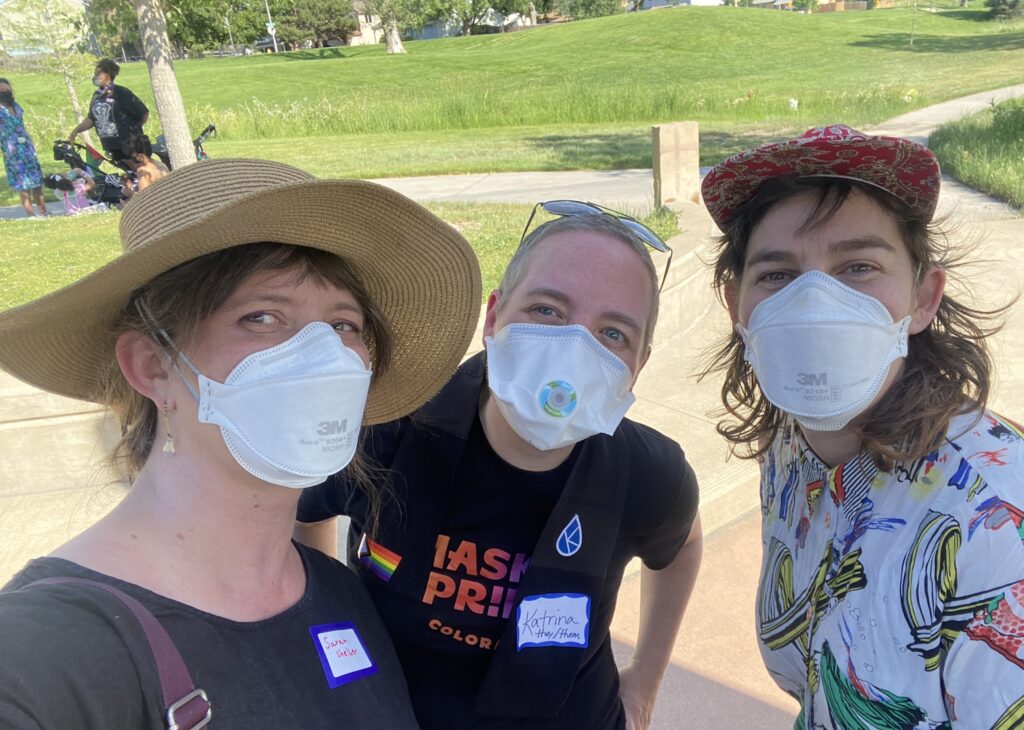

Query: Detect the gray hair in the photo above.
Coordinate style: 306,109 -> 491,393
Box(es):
498,214 -> 660,349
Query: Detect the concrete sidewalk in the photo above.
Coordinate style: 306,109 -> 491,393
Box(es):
2,87 -> 1024,727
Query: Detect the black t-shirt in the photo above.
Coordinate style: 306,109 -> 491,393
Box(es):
88,85 -> 147,151
0,543 -> 419,729
299,354 -> 699,729
371,416 -> 585,729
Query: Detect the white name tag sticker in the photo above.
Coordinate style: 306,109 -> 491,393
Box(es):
309,622 -> 379,688
516,593 -> 591,650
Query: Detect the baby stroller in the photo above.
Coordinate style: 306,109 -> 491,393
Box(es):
151,124 -> 217,170
51,139 -> 128,208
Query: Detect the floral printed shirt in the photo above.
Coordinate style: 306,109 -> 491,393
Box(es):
758,411 -> 1024,729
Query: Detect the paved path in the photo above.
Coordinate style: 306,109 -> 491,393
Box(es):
3,86 -> 1024,728
368,168 -> 661,209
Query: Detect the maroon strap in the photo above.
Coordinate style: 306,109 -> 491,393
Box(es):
24,577 -> 212,729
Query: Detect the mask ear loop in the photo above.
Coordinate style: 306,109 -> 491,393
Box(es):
132,297 -> 203,402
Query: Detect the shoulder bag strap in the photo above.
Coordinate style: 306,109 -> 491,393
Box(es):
23,577 -> 212,730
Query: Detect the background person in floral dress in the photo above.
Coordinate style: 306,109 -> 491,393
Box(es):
0,78 -> 46,218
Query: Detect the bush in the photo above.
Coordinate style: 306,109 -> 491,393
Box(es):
985,0 -> 1022,18
930,99 -> 1024,209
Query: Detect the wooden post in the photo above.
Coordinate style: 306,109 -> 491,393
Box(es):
652,122 -> 700,208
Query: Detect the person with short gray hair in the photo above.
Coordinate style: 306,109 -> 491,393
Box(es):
298,201 -> 702,730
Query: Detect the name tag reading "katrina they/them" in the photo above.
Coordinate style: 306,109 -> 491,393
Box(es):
516,593 -> 591,650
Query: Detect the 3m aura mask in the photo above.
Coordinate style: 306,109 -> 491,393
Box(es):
485,323 -> 636,450
736,270 -> 911,432
171,321 -> 371,488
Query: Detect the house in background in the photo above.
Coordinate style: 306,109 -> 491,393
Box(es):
349,1 -> 385,46
348,0 -> 534,44
417,9 -> 532,40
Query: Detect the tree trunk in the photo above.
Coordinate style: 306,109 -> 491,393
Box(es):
385,18 -> 406,54
134,0 -> 195,168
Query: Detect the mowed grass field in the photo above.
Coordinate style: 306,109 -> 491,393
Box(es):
0,203 -> 678,309
4,3 -> 1024,207
3,4 -> 1023,302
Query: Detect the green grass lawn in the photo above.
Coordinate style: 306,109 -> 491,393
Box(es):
4,5 -> 1024,205
931,98 -> 1024,209
0,202 -> 679,311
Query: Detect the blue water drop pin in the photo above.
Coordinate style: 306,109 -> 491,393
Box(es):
556,514 -> 583,557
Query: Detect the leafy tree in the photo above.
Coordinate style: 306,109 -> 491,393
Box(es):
0,0 -> 96,142
87,0 -> 231,54
792,0 -> 817,10
295,0 -> 357,45
84,0 -> 144,57
556,0 -> 622,18
363,0 -> 414,53
230,1 -> 287,48
986,0 -> 1022,17
164,0 -> 232,51
532,0 -> 557,16
453,0 -> 493,34
422,0 -> 492,34
86,0 -> 319,54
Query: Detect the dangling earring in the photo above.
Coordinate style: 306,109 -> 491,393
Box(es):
162,402 -> 176,455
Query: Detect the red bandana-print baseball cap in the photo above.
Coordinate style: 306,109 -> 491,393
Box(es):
701,125 -> 941,232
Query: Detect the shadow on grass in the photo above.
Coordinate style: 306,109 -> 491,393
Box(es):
523,132 -> 653,169
282,48 -> 348,60
935,9 -> 996,21
521,129 -> 788,169
278,46 -> 383,61
849,31 -> 1024,52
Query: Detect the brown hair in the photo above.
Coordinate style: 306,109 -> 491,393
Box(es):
701,176 -> 1007,470
500,214 -> 661,349
99,243 -> 393,493
123,133 -> 153,159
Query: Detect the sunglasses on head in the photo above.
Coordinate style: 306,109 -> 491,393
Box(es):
521,200 -> 674,292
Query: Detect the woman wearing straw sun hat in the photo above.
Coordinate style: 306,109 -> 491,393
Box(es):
0,158 -> 480,728
701,125 -> 1023,728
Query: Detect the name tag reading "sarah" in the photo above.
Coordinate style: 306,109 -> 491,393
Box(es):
516,593 -> 591,650
310,622 -> 378,688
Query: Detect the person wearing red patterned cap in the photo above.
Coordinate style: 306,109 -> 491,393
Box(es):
701,125 -> 1023,728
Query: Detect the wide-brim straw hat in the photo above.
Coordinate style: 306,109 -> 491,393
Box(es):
701,124 -> 941,232
0,158 -> 482,425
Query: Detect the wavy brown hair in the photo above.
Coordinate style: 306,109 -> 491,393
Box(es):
700,177 -> 1008,470
99,243 -> 393,500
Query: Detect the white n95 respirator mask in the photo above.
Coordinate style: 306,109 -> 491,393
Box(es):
736,270 -> 911,432
173,321 -> 372,488
485,323 -> 636,451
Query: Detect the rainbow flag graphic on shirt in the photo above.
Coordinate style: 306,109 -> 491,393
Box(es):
358,534 -> 402,582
